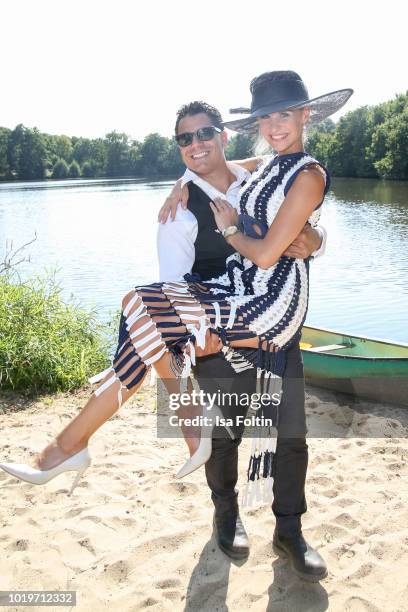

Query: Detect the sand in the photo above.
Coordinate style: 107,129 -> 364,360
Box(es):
1,383 -> 407,612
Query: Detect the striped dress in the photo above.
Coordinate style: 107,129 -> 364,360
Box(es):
93,151 -> 329,404
191,151 -> 328,350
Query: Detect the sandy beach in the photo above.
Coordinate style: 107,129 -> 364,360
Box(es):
1,383 -> 407,612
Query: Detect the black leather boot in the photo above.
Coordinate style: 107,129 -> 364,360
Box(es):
213,496 -> 250,560
273,530 -> 328,582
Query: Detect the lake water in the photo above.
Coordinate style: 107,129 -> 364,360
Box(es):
1,177 -> 407,343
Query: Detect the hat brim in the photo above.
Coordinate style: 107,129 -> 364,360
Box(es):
223,88 -> 354,134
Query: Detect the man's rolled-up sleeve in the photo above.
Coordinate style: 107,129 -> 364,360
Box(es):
157,208 -> 198,281
311,225 -> 327,258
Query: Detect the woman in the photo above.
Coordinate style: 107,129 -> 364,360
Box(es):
0,71 -> 352,494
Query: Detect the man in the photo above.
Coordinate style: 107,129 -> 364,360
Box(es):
157,101 -> 328,581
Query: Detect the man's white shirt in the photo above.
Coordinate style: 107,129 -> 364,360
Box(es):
157,163 -> 327,282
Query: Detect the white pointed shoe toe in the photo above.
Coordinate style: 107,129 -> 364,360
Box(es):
0,447 -> 91,495
175,436 -> 212,479
175,405 -> 224,479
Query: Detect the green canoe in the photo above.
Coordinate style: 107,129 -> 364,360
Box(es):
300,325 -> 408,407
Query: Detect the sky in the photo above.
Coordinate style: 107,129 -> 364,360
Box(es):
1,0 -> 406,142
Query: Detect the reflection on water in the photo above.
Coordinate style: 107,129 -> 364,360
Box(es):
330,177 -> 408,208
308,178 -> 408,341
0,177 -> 174,193
0,177 -> 407,342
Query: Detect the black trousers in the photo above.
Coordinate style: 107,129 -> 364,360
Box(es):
193,342 -> 308,537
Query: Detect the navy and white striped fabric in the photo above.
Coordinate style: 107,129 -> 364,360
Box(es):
192,151 -> 328,351
93,151 -> 328,401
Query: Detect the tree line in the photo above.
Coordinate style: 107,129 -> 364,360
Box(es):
0,128 -> 185,181
0,92 -> 406,181
226,92 -> 408,180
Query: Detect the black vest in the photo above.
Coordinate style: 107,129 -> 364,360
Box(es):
187,182 -> 235,281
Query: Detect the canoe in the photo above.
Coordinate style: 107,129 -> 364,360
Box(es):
300,325 -> 408,407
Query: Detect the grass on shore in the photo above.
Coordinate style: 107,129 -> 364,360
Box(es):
0,272 -> 111,394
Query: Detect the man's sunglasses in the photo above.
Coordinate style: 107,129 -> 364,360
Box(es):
175,126 -> 222,148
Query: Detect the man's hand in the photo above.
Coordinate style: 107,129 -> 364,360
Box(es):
194,330 -> 223,358
158,179 -> 189,223
283,223 -> 322,259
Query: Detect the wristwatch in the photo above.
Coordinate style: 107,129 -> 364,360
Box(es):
221,225 -> 239,239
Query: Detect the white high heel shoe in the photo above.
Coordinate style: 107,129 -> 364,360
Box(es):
176,405 -> 228,479
0,447 -> 91,496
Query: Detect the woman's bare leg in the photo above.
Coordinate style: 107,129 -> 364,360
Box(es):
35,371 -> 143,470
35,350 -> 200,470
34,286 -> 260,471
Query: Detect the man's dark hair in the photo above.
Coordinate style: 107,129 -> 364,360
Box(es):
175,101 -> 224,134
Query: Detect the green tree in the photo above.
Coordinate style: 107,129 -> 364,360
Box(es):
50,135 -> 73,164
72,137 -> 94,165
372,111 -> 408,179
329,108 -> 377,177
310,93 -> 408,180
225,133 -> 255,160
2,92 -> 407,182
73,137 -> 106,176
68,159 -> 81,178
7,123 -> 24,177
127,139 -> 142,175
52,158 -> 69,179
162,138 -> 184,175
0,127 -> 11,177
22,128 -> 47,179
81,159 -> 98,177
6,125 -> 47,180
139,133 -> 170,175
104,131 -> 132,176
306,120 -> 336,166
90,138 -> 107,175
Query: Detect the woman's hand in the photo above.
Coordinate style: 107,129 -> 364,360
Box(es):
158,179 -> 189,223
209,197 -> 238,232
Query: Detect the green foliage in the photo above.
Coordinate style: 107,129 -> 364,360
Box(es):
1,92 -> 406,181
332,108 -> 375,177
81,159 -> 99,177
7,124 -> 47,180
52,158 -> 69,179
0,273 -> 110,393
73,137 -> 106,176
104,131 -> 134,176
225,133 -> 255,160
305,130 -> 333,166
72,137 -> 93,164
305,120 -> 335,166
0,127 -> 11,177
68,159 -> 81,178
159,138 -> 185,176
307,93 -> 408,179
47,134 -> 73,167
369,95 -> 408,179
138,133 -> 183,176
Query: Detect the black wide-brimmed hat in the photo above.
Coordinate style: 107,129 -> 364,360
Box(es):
224,71 -> 353,134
